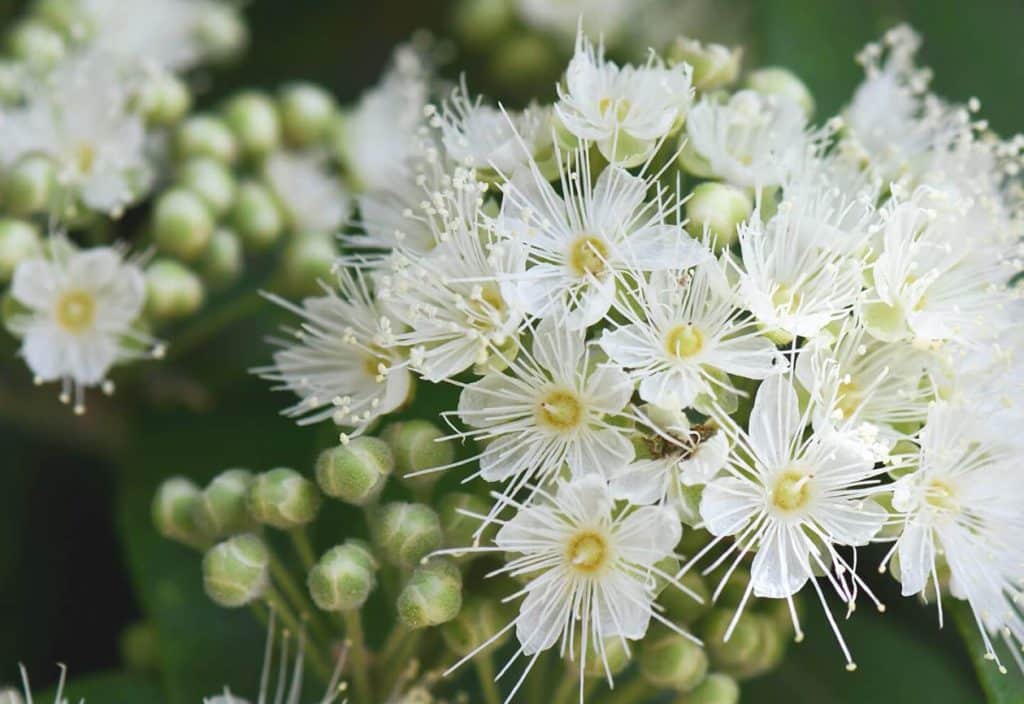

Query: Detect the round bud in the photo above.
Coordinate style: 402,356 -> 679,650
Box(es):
702,608 -> 761,673
145,259 -> 205,320
745,67 -> 815,119
315,437 -> 394,506
382,420 -> 454,494
0,688 -> 24,704
734,614 -> 785,679
672,673 -> 740,704
153,188 -> 214,261
202,533 -> 270,608
178,157 -> 236,217
224,92 -> 281,158
377,502 -> 443,568
248,467 -> 322,529
176,116 -> 238,164
194,468 -> 256,539
138,71 -> 192,127
640,628 -> 708,692
152,476 -> 209,547
685,182 -> 753,250
0,219 -> 40,283
279,83 -> 336,147
278,232 -> 337,297
438,492 -> 492,552
120,620 -> 161,673
198,228 -> 244,289
440,596 -> 510,656
668,38 -> 742,91
661,570 -> 711,625
8,21 -> 65,68
452,0 -> 513,47
582,637 -> 632,679
307,541 -> 379,612
195,5 -> 248,63
396,559 -> 463,629
232,180 -> 283,250
3,155 -> 55,216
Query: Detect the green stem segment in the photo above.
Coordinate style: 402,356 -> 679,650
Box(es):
268,549 -> 333,647
343,610 -> 374,704
474,653 -> 503,704
264,587 -> 333,684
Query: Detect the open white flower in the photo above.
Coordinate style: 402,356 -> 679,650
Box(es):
257,266 -> 411,439
887,401 -> 1024,672
0,52 -> 152,216
6,238 -> 159,413
694,375 -> 889,669
264,151 -> 352,235
556,32 -> 693,166
601,262 -> 786,412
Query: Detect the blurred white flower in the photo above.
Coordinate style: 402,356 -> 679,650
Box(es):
264,151 -> 352,234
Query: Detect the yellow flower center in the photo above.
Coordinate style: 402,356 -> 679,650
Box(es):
566,530 -> 610,573
55,290 -> 96,333
599,97 -> 632,122
536,389 -> 584,431
771,468 -> 814,512
665,323 -> 704,359
569,235 -> 610,277
771,283 -> 803,310
836,377 -> 860,419
362,349 -> 390,380
925,478 -> 959,513
76,143 -> 96,174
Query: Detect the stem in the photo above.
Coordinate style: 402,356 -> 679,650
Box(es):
343,610 -> 374,704
268,549 -> 333,647
473,654 -> 502,704
290,527 -> 318,571
264,587 -> 333,684
167,289 -> 265,361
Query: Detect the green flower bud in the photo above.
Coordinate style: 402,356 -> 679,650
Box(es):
640,628 -> 709,692
279,83 -> 336,147
382,420 -> 454,493
278,232 -> 337,296
8,21 -> 65,68
120,620 -> 161,673
661,570 -> 711,625
582,636 -> 632,679
202,533 -> 270,607
3,155 -> 55,216
195,5 -> 248,63
315,437 -> 393,506
176,116 -> 238,164
145,259 -> 205,320
441,596 -> 510,656
232,180 -> 283,250
672,673 -> 739,704
248,468 -> 322,529
745,67 -> 815,119
0,219 -> 40,283
397,559 -> 463,629
178,157 -> 236,217
308,540 -> 379,612
703,608 -> 761,673
453,0 -> 513,47
225,92 -> 281,158
669,38 -> 742,91
734,614 -> 785,679
198,228 -> 244,290
152,477 -> 209,547
377,502 -> 443,568
685,182 -> 753,250
138,71 -> 192,127
153,188 -> 214,261
194,468 -> 256,539
438,492 -> 492,552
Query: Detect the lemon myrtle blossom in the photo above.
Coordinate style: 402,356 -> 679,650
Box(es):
264,150 -> 352,235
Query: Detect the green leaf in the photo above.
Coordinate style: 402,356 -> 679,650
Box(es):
39,671 -> 162,704
952,601 -> 1024,704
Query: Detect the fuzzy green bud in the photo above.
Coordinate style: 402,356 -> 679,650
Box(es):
703,608 -> 761,673
735,614 -> 785,679
145,259 -> 205,320
178,157 -> 236,217
152,477 -> 209,547
8,21 -> 65,68
176,116 -> 238,164
382,420 -> 454,493
685,182 -> 753,250
377,502 -> 442,568
3,155 -> 55,216
225,92 -> 281,158
248,467 -> 322,529
232,180 -> 284,250
138,71 -> 192,127
308,541 -> 378,612
438,492 -> 492,551
453,0 -> 513,47
279,83 -> 336,147
640,628 -> 709,692
672,673 -> 739,704
153,188 -> 214,261
202,533 -> 270,607
0,219 -> 40,283
582,637 -> 632,678
278,231 -> 337,296
194,469 -> 256,539
315,437 -> 394,506
195,5 -> 248,63
198,228 -> 244,289
441,596 -> 510,656
745,67 -> 815,119
669,38 -> 741,91
397,559 -> 463,629
661,570 -> 711,625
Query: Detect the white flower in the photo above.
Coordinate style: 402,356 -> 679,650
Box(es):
556,32 -> 693,166
257,266 -> 411,439
601,263 -> 786,412
6,238 -> 159,412
684,90 -> 807,189
499,145 -> 705,328
264,151 -> 352,234
0,52 -> 152,216
694,375 -> 888,669
887,401 -> 1024,672
5,665 -> 71,704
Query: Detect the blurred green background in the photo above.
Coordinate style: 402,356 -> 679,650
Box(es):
0,0 -> 1022,701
